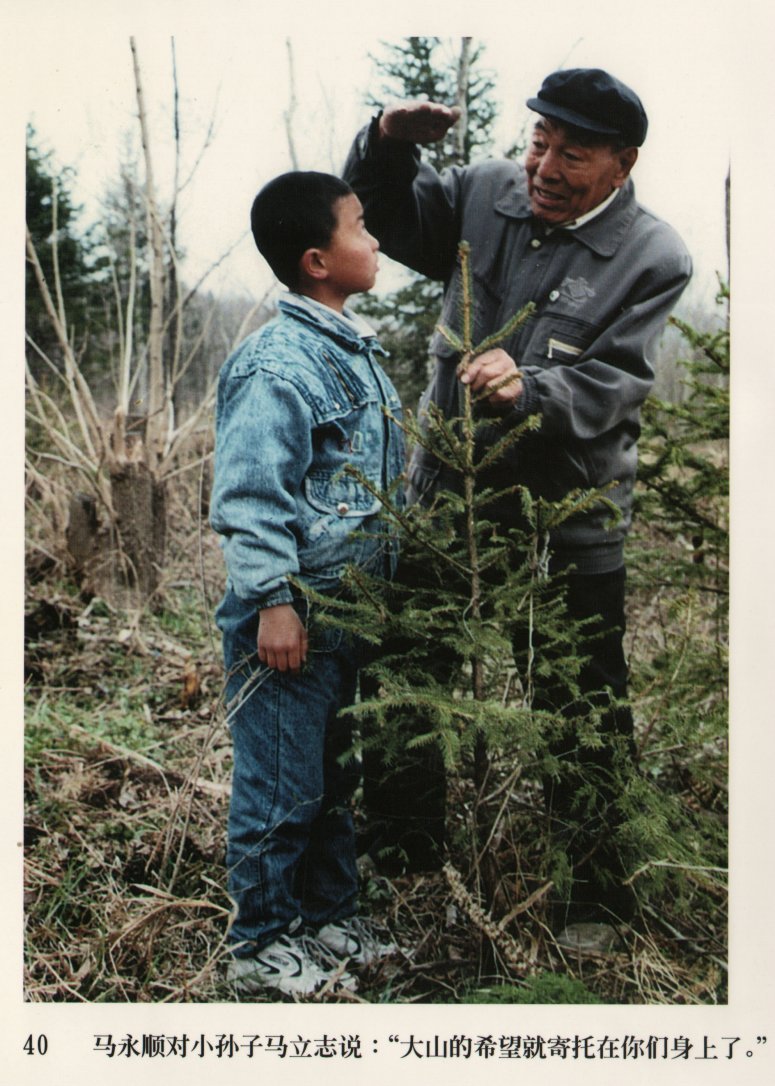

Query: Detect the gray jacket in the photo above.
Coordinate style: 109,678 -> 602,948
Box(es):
344,119 -> 692,572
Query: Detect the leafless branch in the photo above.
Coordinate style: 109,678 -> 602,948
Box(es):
284,38 -> 299,169
25,228 -> 104,467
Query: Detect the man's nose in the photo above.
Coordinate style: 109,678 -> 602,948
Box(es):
536,149 -> 562,181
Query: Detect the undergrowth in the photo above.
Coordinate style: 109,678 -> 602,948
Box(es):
23,552 -> 727,1004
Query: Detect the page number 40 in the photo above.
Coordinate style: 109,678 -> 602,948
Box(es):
23,1034 -> 48,1056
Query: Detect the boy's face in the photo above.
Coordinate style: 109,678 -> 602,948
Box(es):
320,194 -> 380,304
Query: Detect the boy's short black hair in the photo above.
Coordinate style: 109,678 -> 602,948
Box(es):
250,171 -> 354,290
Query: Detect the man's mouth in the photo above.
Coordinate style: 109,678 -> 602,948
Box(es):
532,185 -> 566,206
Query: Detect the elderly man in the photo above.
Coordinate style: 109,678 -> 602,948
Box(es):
344,68 -> 692,949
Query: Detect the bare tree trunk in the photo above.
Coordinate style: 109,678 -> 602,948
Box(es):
66,492 -> 99,573
110,459 -> 167,600
725,166 -> 731,286
455,37 -> 472,164
131,36 -> 168,473
89,36 -> 169,605
169,37 -> 183,421
28,39 -> 225,609
284,38 -> 299,169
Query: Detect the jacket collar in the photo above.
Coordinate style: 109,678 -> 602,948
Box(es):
494,172 -> 639,258
278,294 -> 385,355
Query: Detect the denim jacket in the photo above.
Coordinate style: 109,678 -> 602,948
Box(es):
211,295 -> 404,607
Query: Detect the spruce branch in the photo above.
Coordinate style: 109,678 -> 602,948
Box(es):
473,413 -> 542,473
392,401 -> 470,473
468,302 -> 536,357
342,463 -> 472,576
434,324 -> 464,352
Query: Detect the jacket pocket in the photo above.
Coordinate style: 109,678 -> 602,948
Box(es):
547,337 -> 583,361
304,471 -> 382,518
296,472 -> 383,582
526,313 -> 600,366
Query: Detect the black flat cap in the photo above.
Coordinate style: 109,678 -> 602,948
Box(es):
527,68 -> 648,147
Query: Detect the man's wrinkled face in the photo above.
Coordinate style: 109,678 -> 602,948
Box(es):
525,117 -> 636,225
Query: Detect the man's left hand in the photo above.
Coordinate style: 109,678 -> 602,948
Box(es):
458,348 -> 523,408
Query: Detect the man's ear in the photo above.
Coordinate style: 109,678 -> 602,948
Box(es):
615,146 -> 638,185
299,247 -> 328,282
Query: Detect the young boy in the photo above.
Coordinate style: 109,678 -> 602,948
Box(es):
210,172 -> 404,997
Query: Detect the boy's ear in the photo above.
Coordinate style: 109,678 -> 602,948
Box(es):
299,247 -> 329,282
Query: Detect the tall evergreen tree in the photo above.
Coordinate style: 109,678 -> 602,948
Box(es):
365,37 -> 498,170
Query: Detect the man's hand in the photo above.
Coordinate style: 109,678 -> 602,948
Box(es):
379,101 -> 461,145
258,604 -> 309,673
458,348 -> 523,408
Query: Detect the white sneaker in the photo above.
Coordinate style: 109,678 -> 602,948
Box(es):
227,933 -> 356,997
316,917 -> 398,968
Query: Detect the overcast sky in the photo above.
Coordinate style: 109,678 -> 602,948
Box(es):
11,0 -> 738,311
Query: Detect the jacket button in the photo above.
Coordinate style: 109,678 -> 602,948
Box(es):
549,289 -> 560,301
336,502 -> 350,515
530,238 -> 542,249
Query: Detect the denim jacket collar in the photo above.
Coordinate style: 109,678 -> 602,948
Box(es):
278,294 -> 386,357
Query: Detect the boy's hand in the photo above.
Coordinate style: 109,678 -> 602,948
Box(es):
379,101 -> 461,145
258,604 -> 309,673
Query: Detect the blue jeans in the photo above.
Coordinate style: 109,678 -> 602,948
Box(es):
217,588 -> 361,956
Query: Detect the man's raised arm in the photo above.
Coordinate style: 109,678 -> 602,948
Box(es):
343,101 -> 464,281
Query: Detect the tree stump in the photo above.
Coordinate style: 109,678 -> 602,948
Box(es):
110,460 -> 167,602
65,467 -> 166,608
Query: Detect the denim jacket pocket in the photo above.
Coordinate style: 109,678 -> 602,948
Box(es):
320,351 -> 373,409
296,470 -> 384,579
304,471 -> 382,518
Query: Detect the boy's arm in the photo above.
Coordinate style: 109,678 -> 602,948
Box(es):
258,603 -> 309,673
212,363 -> 315,669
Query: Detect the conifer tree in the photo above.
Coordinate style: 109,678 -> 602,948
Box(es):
619,284 -> 729,924
309,261 -> 729,974
636,284 -> 729,611
309,243 -> 621,914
